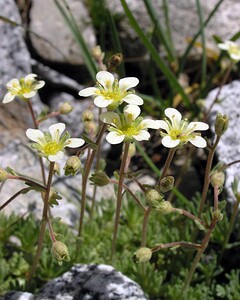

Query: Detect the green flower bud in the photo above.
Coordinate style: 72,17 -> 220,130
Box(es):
59,102 -> 73,115
51,241 -> 70,265
215,113 -> 229,136
90,171 -> 110,187
145,189 -> 164,206
211,171 -> 225,188
156,200 -> 173,215
133,247 -> 152,263
0,168 -> 8,182
82,110 -> 94,122
85,121 -> 97,136
41,188 -> 62,207
159,176 -> 175,193
64,156 -> 81,176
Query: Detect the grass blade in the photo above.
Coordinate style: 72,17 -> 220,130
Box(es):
120,0 -> 192,110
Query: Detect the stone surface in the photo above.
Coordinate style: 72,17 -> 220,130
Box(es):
4,264 -> 147,300
107,0 -> 240,57
205,80 -> 240,202
29,0 -> 96,64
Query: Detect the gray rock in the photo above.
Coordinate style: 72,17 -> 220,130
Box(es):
29,0 -> 96,64
4,264 -> 147,300
205,80 -> 240,202
107,0 -> 240,57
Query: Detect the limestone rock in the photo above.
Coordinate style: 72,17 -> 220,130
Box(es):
4,264 -> 147,300
29,0 -> 96,64
205,80 -> 240,202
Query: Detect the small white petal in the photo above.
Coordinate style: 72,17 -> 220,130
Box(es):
48,151 -> 64,162
162,136 -> 180,148
26,128 -> 45,142
165,108 -> 182,124
23,91 -> 36,98
123,94 -> 143,105
156,120 -> 170,131
3,92 -> 15,103
78,87 -> 98,97
100,112 -> 121,127
119,77 -> 139,91
25,74 -> 37,82
189,136 -> 207,148
230,53 -> 240,61
94,96 -> 113,108
66,138 -> 85,148
106,131 -> 125,144
49,123 -> 66,141
186,122 -> 209,132
140,119 -> 160,129
123,104 -> 141,120
34,81 -> 45,89
6,78 -> 20,88
133,130 -> 150,141
217,43 -> 229,50
96,71 -> 115,89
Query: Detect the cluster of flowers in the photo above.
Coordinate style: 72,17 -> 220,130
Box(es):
2,71 -> 211,163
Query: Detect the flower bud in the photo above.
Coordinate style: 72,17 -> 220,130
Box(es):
41,188 -> 62,207
90,171 -> 110,187
84,121 -> 97,137
211,171 -> 225,188
108,53 -> 123,70
82,110 -> 94,123
128,143 -> 136,157
64,156 -> 81,176
51,241 -> 70,265
159,176 -> 175,193
133,247 -> 152,263
53,162 -> 60,175
0,168 -> 8,182
59,102 -> 73,115
215,113 -> 229,136
156,200 -> 173,215
145,189 -> 164,206
91,45 -> 105,61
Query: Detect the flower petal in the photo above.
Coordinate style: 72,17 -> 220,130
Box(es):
34,81 -> 45,89
133,130 -> 150,141
186,121 -> 209,132
25,74 -> 37,82
100,112 -> 121,127
156,120 -> 170,131
3,92 -> 15,103
23,91 -> 36,98
140,119 -> 160,129
66,138 -> 85,148
123,104 -> 141,120
119,77 -> 139,91
78,87 -> 98,97
48,151 -> 64,162
165,108 -> 182,125
96,71 -> 115,89
26,128 -> 45,143
94,96 -> 113,108
230,53 -> 240,61
123,94 -> 143,105
162,136 -> 180,148
49,123 -> 66,142
6,78 -> 19,88
217,42 -> 229,50
106,131 -> 125,144
189,136 -> 207,148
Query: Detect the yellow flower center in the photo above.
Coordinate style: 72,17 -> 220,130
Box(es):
120,126 -> 140,137
229,44 -> 240,55
43,142 -> 62,155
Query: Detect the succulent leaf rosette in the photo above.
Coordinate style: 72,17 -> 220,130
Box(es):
100,104 -> 160,144
26,123 -> 84,162
78,71 -> 143,110
157,108 -> 209,148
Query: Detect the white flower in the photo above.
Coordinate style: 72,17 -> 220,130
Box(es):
78,71 -> 143,110
26,123 -> 84,162
157,108 -> 209,148
218,40 -> 240,62
100,104 -> 160,144
3,74 -> 45,103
